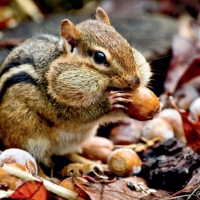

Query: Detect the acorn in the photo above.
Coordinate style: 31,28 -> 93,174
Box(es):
189,97 -> 200,123
107,149 -> 142,176
0,149 -> 38,191
0,148 -> 37,174
124,86 -> 161,121
158,108 -> 184,138
81,136 -> 113,163
0,163 -> 27,190
60,177 -> 88,199
142,117 -> 174,142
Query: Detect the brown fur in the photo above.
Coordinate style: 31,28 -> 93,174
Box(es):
0,8 -> 152,166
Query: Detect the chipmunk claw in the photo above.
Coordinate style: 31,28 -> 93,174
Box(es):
109,91 -> 132,109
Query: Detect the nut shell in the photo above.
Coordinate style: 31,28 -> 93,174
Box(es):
0,148 -> 37,174
82,136 -> 113,162
142,117 -> 174,142
60,177 -> 88,199
0,163 -> 26,190
107,149 -> 142,176
124,86 -> 161,121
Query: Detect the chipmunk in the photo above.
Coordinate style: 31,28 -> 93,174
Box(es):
0,7 -> 152,166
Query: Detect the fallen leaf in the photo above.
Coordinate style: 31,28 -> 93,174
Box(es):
170,97 -> 200,154
10,181 -> 48,200
139,190 -> 170,200
175,57 -> 200,91
179,111 -> 200,154
73,176 -> 147,200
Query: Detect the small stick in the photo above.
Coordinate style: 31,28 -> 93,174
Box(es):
2,164 -> 83,200
0,190 -> 14,198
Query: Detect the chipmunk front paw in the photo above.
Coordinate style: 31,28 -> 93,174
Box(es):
108,91 -> 133,109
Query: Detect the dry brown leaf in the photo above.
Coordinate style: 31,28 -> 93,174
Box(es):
73,176 -> 148,200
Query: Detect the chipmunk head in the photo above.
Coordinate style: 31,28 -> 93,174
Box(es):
47,7 -> 152,107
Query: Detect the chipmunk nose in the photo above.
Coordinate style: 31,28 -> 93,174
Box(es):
128,76 -> 140,89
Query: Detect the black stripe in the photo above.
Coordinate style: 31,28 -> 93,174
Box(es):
0,72 -> 37,102
37,112 -> 55,127
0,57 -> 34,77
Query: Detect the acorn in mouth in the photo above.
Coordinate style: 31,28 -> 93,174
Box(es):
123,86 -> 161,121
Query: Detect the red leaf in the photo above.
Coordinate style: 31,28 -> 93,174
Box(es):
10,181 -> 48,200
171,98 -> 200,154
179,111 -> 200,154
175,57 -> 200,91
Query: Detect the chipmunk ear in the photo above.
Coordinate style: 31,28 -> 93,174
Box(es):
95,7 -> 110,25
60,19 -> 82,52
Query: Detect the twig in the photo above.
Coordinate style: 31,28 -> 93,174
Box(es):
187,185 -> 200,200
169,194 -> 197,199
114,137 -> 161,152
167,186 -> 194,199
0,190 -> 14,198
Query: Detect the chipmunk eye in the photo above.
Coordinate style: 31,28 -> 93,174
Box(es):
93,52 -> 107,65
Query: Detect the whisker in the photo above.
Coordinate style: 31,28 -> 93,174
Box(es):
146,85 -> 154,90
147,54 -> 171,64
136,60 -> 168,77
131,42 -> 144,50
128,27 -> 134,45
150,70 -> 167,77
